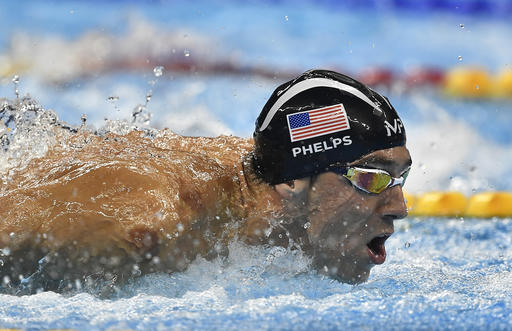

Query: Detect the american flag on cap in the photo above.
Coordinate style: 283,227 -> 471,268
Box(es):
287,103 -> 350,142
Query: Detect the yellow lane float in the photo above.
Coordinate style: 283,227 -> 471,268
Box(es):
443,66 -> 512,99
405,191 -> 512,218
443,67 -> 493,98
403,192 -> 417,213
0,56 -> 29,79
409,191 -> 468,217
465,192 -> 512,218
494,68 -> 512,98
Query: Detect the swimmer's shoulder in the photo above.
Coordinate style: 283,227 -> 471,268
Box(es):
154,130 -> 254,166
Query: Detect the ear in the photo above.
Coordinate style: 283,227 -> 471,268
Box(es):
274,178 -> 311,203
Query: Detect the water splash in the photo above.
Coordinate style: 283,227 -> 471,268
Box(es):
0,87 -> 162,180
0,96 -> 67,177
1,219 -> 510,330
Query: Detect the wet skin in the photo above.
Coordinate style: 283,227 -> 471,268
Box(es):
282,146 -> 412,283
0,130 -> 410,291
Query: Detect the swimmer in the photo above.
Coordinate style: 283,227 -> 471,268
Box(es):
0,69 -> 411,293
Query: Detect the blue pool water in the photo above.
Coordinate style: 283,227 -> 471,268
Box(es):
1,1 -> 512,330
1,218 -> 511,330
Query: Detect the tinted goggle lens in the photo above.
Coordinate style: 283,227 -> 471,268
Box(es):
333,167 -> 409,194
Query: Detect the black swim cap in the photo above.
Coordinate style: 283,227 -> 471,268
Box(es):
253,69 -> 406,185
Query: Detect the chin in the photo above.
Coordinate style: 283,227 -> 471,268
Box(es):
314,257 -> 373,284
334,267 -> 371,284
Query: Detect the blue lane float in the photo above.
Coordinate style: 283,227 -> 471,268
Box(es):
315,0 -> 512,17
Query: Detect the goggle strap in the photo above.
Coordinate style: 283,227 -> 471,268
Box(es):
389,177 -> 404,188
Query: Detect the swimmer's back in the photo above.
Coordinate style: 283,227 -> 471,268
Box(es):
0,130 -> 253,285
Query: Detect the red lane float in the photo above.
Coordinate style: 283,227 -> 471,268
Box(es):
2,56 -> 512,100
404,67 -> 445,88
357,67 -> 395,88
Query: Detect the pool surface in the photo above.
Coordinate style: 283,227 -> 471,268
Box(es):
1,1 -> 512,330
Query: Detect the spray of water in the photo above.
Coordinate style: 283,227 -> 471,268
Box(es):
0,69 -> 166,180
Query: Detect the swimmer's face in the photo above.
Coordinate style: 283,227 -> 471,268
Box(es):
304,146 -> 411,283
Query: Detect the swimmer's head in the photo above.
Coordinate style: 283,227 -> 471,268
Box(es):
252,69 -> 406,185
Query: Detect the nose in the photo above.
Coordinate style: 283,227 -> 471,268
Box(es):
379,185 -> 408,221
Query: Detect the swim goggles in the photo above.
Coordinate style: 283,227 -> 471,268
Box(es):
330,166 -> 410,194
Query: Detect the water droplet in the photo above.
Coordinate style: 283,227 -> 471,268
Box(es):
146,90 -> 152,103
284,15 -> 289,21
132,105 -> 144,117
404,242 -> 411,248
132,264 -> 141,276
80,114 -> 87,126
12,75 -> 20,98
184,50 -> 190,57
460,23 -> 464,28
107,96 -> 119,102
177,223 -> 184,232
3,275 -> 10,285
153,66 -> 164,77
458,55 -> 463,61
303,222 -> 311,229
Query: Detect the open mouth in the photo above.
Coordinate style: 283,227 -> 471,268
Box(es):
366,234 -> 390,265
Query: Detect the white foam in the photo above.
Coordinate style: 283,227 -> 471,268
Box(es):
5,16 -> 220,83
